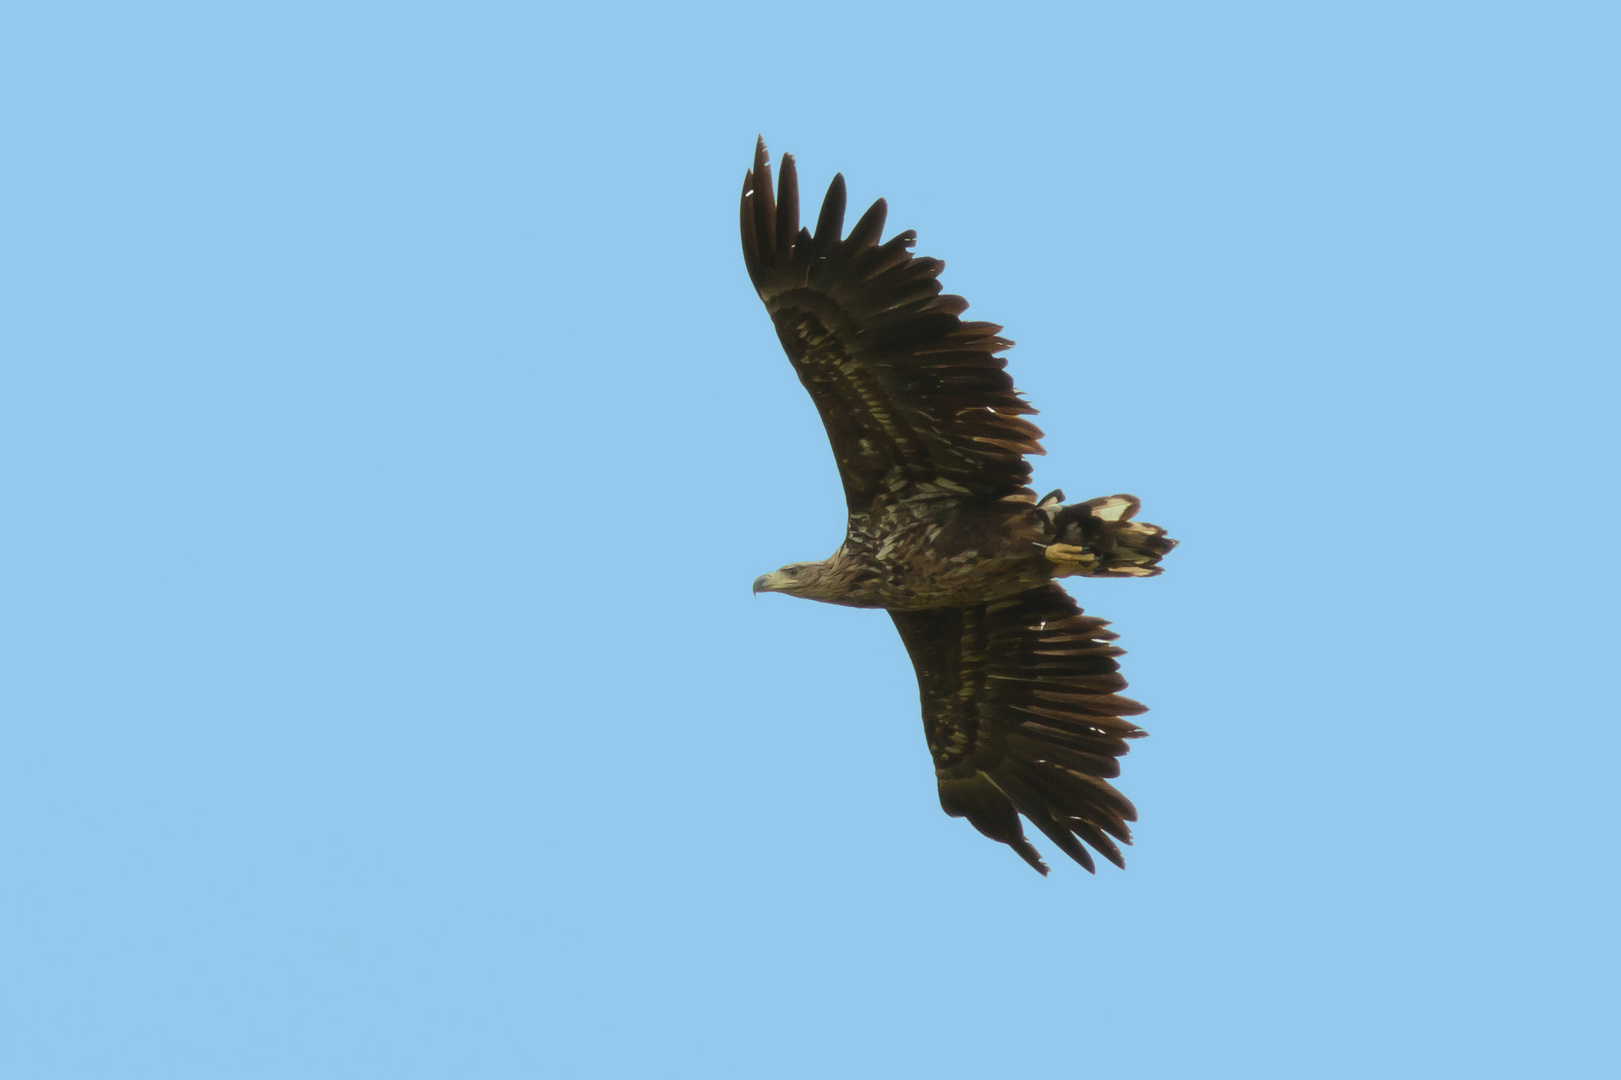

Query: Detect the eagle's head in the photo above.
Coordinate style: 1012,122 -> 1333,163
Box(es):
752,560 -> 831,600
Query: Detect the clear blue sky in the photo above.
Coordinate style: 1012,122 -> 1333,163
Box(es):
5,2 -> 1616,1077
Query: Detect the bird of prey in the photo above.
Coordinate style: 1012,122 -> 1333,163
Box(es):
742,139 -> 1175,875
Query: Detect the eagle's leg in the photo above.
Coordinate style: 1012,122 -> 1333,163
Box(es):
1038,492 -> 1177,579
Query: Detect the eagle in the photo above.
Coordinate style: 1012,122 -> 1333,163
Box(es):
742,139 -> 1176,875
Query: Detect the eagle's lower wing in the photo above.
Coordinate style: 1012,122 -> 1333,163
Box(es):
889,584 -> 1148,875
741,139 -> 1044,511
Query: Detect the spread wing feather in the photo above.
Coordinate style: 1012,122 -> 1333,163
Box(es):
889,584 -> 1148,875
741,138 -> 1044,510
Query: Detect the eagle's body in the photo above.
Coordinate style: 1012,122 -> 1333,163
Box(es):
743,140 -> 1175,875
769,496 -> 1050,611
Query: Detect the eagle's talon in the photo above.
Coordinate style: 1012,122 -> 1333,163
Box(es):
1044,543 -> 1097,566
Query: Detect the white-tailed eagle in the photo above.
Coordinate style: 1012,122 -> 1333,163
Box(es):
743,139 -> 1175,875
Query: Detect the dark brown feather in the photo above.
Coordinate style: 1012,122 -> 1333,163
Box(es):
889,584 -> 1147,875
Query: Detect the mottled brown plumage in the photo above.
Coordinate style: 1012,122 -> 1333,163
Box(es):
743,139 -> 1175,875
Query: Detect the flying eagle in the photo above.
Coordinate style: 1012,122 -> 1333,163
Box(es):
742,139 -> 1176,875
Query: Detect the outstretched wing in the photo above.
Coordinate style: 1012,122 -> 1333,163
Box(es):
889,584 -> 1148,875
741,138 -> 1044,511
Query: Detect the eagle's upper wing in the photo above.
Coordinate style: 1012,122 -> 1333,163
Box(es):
888,584 -> 1148,875
741,139 -> 1044,510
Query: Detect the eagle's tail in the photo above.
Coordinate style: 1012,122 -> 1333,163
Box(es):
1038,491 -> 1177,578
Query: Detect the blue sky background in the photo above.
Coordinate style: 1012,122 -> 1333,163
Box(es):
5,2 -> 1617,1076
